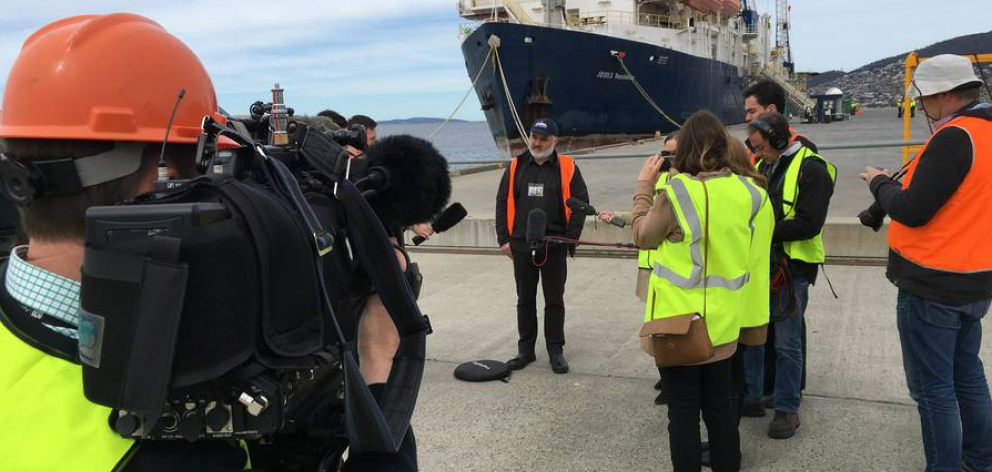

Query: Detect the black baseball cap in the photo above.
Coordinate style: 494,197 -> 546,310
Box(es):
530,118 -> 559,136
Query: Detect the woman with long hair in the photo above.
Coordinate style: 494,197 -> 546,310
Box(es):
632,110 -> 769,472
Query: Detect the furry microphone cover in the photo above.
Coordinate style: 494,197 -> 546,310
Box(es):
363,135 -> 451,227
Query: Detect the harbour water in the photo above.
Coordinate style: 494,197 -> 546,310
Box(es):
377,121 -> 500,166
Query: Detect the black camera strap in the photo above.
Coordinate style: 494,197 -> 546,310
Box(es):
333,179 -> 428,453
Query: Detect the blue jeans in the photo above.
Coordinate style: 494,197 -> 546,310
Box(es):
897,289 -> 992,472
741,276 -> 809,412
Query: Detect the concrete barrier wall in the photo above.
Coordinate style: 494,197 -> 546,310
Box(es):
407,216 -> 891,259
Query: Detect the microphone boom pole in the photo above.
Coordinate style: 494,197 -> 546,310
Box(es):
545,236 -> 639,250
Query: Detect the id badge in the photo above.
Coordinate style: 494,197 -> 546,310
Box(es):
528,183 -> 545,197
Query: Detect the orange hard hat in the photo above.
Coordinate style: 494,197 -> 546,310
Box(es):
0,13 -> 217,144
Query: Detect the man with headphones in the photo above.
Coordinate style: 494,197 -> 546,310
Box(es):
745,112 -> 836,440
743,80 -> 818,163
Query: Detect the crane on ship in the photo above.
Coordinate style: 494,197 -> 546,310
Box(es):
775,0 -> 795,78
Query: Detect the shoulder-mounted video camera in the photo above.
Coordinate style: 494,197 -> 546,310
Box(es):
77,85 -> 449,465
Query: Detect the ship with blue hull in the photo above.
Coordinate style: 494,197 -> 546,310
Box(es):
458,0 -> 812,157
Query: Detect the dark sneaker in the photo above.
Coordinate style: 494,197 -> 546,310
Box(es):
742,401 -> 766,418
768,410 -> 801,439
654,391 -> 668,405
549,352 -> 569,374
507,352 -> 536,370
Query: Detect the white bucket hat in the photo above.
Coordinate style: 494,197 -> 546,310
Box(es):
908,54 -> 983,99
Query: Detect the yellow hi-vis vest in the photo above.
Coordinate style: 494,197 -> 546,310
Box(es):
0,310 -> 135,471
645,173 -> 764,347
761,146 -> 836,264
637,173 -> 671,270
742,187 -> 774,330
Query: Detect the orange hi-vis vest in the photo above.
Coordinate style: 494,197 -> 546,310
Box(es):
750,127 -> 807,165
506,154 -> 575,236
889,115 -> 992,273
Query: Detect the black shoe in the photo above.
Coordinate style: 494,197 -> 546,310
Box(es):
507,352 -> 536,370
654,391 -> 668,405
549,352 -> 569,374
700,441 -> 711,468
654,378 -> 664,391
768,410 -> 801,439
742,401 -> 766,418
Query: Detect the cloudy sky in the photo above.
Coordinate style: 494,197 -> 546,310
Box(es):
0,1 -> 988,121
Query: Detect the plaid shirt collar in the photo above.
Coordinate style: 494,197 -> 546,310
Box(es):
5,245 -> 80,339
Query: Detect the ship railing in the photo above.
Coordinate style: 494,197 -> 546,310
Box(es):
458,0 -> 534,24
758,67 -> 816,112
576,10 -> 677,29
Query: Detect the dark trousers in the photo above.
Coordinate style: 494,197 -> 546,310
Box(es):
731,348 -> 746,424
512,246 -> 567,354
660,358 -> 741,472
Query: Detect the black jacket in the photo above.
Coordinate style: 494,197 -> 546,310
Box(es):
870,103 -> 992,304
495,151 -> 589,252
760,143 -> 835,284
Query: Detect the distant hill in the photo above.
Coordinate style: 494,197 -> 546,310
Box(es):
378,117 -> 471,125
806,70 -> 845,89
809,31 -> 992,107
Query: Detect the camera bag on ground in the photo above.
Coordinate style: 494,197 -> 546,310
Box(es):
453,360 -> 512,382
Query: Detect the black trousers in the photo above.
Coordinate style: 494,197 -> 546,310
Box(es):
660,358 -> 741,472
511,246 -> 567,354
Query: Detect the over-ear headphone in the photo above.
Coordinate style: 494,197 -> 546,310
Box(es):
0,156 -> 40,206
0,155 -> 85,206
750,118 -> 789,150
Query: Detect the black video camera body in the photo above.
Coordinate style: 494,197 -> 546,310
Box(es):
79,87 -> 441,459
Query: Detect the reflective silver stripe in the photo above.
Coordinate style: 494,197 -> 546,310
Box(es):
669,178 -> 703,280
653,262 -> 750,289
652,176 -> 750,290
737,175 -> 763,233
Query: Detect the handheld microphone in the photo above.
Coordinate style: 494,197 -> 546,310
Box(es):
566,197 -> 597,216
565,197 -> 626,228
608,217 -> 628,228
412,202 -> 468,246
525,209 -> 547,256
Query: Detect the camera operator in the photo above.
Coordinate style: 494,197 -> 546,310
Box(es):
859,54 -> 992,472
348,115 -> 378,146
0,14 -> 259,470
0,14 -> 418,472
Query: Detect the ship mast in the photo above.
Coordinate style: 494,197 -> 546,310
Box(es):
775,0 -> 794,77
